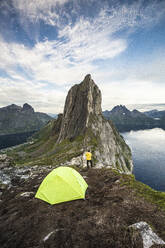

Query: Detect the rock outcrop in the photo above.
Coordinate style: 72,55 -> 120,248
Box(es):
22,103 -> 34,113
12,75 -> 132,173
55,74 -> 133,173
57,74 -> 102,143
29,75 -> 130,172
0,154 -> 14,169
129,222 -> 165,248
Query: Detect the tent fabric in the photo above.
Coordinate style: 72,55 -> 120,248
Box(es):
35,166 -> 88,205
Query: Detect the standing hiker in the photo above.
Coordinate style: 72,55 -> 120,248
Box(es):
85,150 -> 92,169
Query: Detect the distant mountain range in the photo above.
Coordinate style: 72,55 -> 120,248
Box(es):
1,102 -> 165,149
0,103 -> 53,149
103,105 -> 165,132
0,103 -> 53,135
144,109 -> 165,119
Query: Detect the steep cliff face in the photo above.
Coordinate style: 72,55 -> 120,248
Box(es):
56,75 -> 133,173
15,75 -> 132,174
57,74 -> 102,143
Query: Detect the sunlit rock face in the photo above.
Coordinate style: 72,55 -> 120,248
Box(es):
57,74 -> 102,142
56,74 -> 133,173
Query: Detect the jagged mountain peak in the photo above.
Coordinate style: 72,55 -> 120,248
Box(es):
23,103 -> 34,113
111,105 -> 130,114
53,75 -> 132,172
57,74 -> 102,143
1,103 -> 34,113
83,73 -> 92,82
3,104 -> 22,111
20,75 -> 132,174
112,105 -> 129,111
80,74 -> 95,87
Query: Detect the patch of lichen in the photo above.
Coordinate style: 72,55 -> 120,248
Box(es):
121,174 -> 165,211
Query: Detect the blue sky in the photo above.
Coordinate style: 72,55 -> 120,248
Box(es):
0,0 -> 165,113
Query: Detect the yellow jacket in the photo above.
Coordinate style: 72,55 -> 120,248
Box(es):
85,152 -> 92,160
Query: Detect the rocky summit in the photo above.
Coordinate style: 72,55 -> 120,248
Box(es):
57,74 -> 133,172
14,75 -> 133,173
0,103 -> 52,136
57,74 -> 102,142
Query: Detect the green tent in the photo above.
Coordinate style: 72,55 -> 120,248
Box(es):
35,166 -> 88,205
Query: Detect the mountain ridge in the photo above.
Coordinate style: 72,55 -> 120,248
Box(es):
0,103 -> 53,149
0,103 -> 53,135
11,75 -> 133,174
103,105 -> 165,132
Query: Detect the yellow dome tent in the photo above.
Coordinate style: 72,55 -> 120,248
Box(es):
35,167 -> 88,205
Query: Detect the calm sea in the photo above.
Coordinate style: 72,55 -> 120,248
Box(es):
122,128 -> 165,192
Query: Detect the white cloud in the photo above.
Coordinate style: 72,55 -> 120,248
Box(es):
0,1 -> 165,112
12,0 -> 68,19
11,0 -> 69,35
0,6 -> 129,85
11,0 -> 165,28
99,79 -> 165,111
0,77 -> 66,113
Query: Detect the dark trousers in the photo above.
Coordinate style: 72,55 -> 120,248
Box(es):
87,160 -> 92,168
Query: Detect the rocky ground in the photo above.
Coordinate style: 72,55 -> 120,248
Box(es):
1,166 -> 165,248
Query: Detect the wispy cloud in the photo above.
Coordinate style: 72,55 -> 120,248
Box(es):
12,0 -> 68,21
0,0 -> 165,112
0,5 -> 131,85
1,1 -> 159,83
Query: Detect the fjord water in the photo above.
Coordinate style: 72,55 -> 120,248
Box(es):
122,128 -> 165,191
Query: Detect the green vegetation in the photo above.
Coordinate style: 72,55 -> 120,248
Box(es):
115,161 -> 121,171
121,174 -> 165,211
124,156 -> 132,171
6,110 -> 132,175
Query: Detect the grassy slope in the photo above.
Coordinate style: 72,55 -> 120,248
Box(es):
6,118 -> 165,214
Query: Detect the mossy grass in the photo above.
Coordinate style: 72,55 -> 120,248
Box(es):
102,168 -> 165,212
124,156 -> 132,171
120,173 -> 165,211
